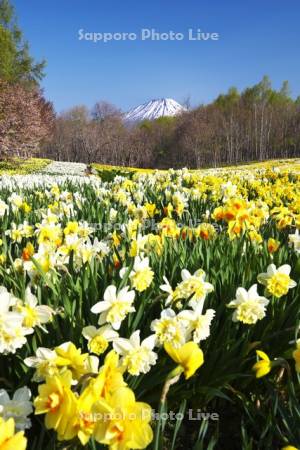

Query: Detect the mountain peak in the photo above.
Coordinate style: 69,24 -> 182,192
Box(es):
124,98 -> 185,123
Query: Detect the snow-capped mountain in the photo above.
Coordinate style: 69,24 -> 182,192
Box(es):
124,98 -> 185,123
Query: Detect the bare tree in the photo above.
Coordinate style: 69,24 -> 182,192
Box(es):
91,101 -> 121,122
0,80 -> 54,159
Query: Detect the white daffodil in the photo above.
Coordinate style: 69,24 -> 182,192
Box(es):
257,264 -> 297,298
150,308 -> 189,348
221,181 -> 238,200
227,284 -> 269,324
0,286 -> 17,311
15,286 -> 55,331
91,285 -> 135,330
23,245 -> 58,280
160,276 -> 176,306
8,193 -> 23,212
78,221 -> 94,238
0,199 -> 8,217
178,304 -> 215,342
0,387 -> 32,430
175,269 -> 214,310
0,321 -> 33,354
0,287 -> 33,354
129,233 -> 148,257
5,224 -> 24,243
24,347 -> 59,382
109,208 -> 118,222
81,238 -> 110,261
113,330 -> 157,376
120,255 -> 154,292
82,325 -> 119,355
289,229 -> 300,254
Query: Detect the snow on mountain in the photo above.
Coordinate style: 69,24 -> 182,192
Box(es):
124,98 -> 185,123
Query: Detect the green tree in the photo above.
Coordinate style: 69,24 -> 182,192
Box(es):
0,0 -> 45,83
215,86 -> 240,110
280,80 -> 291,98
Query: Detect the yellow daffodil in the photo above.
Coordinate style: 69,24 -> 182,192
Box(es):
252,350 -> 272,378
64,221 -> 79,236
248,230 -> 263,245
112,231 -> 121,247
163,203 -> 174,218
72,374 -> 107,445
95,350 -> 126,399
21,202 -> 31,214
0,417 -> 27,450
54,342 -> 89,381
93,386 -> 153,449
22,242 -> 34,261
267,238 -> 280,254
34,370 -> 77,439
145,202 -> 157,218
292,339 -> 300,372
164,341 -> 204,379
159,217 -> 179,238
196,223 -> 216,240
0,254 -> 6,265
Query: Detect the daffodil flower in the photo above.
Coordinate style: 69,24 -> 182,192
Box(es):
252,350 -> 272,378
0,286 -> 33,355
34,371 -> 77,440
113,330 -> 157,376
292,339 -> 300,373
82,325 -> 119,355
15,286 -> 55,331
24,347 -> 60,382
257,264 -> 297,298
175,269 -> 214,310
120,255 -> 154,292
0,417 -> 27,450
159,276 -> 176,306
151,308 -> 189,348
0,387 -> 32,430
93,386 -> 153,449
91,285 -> 135,330
178,304 -> 215,342
164,341 -> 204,379
289,229 -> 300,254
54,342 -> 90,381
227,284 -> 269,324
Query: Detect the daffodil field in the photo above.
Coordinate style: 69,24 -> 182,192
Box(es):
0,161 -> 300,450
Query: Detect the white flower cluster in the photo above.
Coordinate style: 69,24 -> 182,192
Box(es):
41,161 -> 88,176
0,286 -> 55,354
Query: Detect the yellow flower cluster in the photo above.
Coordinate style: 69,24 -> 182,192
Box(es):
34,350 -> 153,448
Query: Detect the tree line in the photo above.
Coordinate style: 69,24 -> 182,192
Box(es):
43,77 -> 300,168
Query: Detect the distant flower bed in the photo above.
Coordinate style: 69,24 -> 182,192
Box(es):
41,161 -> 87,176
0,158 -> 51,175
92,163 -> 155,181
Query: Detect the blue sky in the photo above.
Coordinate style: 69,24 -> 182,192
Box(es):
14,0 -> 300,113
